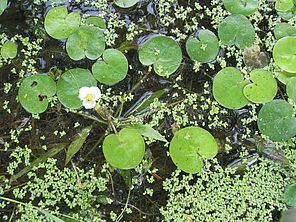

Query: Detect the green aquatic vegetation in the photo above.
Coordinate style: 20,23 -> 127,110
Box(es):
274,22 -> 296,40
213,67 -> 249,109
286,77 -> 296,101
222,0 -> 259,16
66,25 -> 105,61
275,0 -> 294,12
114,0 -> 139,8
1,41 -> 17,59
284,183 -> 296,206
138,35 -> 182,77
218,14 -> 256,49
257,99 -> 296,142
57,68 -> 97,109
0,0 -> 7,16
185,29 -> 219,63
18,74 -> 57,114
85,16 -> 106,29
92,49 -> 128,85
243,69 -> 278,103
103,128 -> 145,169
169,127 -> 218,173
273,36 -> 296,73
44,6 -> 81,40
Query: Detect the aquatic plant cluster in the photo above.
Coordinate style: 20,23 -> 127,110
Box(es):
0,0 -> 296,221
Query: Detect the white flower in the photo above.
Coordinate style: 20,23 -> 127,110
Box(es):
79,86 -> 101,109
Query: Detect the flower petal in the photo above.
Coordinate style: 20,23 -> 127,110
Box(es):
79,87 -> 90,100
89,87 -> 101,100
82,100 -> 96,109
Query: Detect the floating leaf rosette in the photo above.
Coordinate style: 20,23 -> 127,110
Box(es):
18,74 -> 57,114
57,68 -> 97,109
213,67 -> 249,109
218,15 -> 256,49
186,29 -> 219,63
169,127 -> 218,174
44,6 -> 81,40
223,0 -> 259,16
257,99 -> 296,142
66,25 -> 105,61
138,35 -> 182,77
103,128 -> 145,169
92,49 -> 128,85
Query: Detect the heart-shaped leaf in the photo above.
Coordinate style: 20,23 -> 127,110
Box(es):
257,99 -> 296,142
114,0 -> 139,8
243,69 -> 277,103
138,35 -> 182,77
85,16 -> 106,29
92,49 -> 128,85
274,23 -> 296,40
66,25 -> 105,61
186,29 -> 219,63
57,68 -> 97,109
18,74 -> 57,114
0,0 -> 7,16
223,0 -> 259,16
218,15 -> 256,49
213,67 -> 249,109
103,128 -> 145,169
44,6 -> 81,40
286,77 -> 296,102
284,183 -> 296,206
273,36 -> 296,73
169,127 -> 218,174
1,41 -> 17,59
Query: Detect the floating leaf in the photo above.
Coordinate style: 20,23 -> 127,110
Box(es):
276,0 -> 294,12
66,25 -> 105,61
103,128 -> 145,169
139,35 -> 182,77
257,99 -> 296,142
213,67 -> 249,109
274,23 -> 296,40
1,41 -> 17,59
65,126 -> 92,165
280,208 -> 296,222
273,36 -> 296,73
92,49 -> 128,85
169,127 -> 218,174
218,15 -> 256,49
276,70 -> 296,84
44,6 -> 81,40
85,16 -> 106,29
18,74 -> 57,114
243,69 -> 277,103
133,124 -> 167,142
114,0 -> 139,8
11,143 -> 66,181
57,68 -> 97,109
223,0 -> 259,16
0,0 -> 7,16
186,29 -> 219,63
284,183 -> 296,206
287,77 -> 296,102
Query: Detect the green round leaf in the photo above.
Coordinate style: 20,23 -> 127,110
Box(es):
223,0 -> 259,16
275,0 -> 294,12
243,69 -> 277,103
276,70 -> 296,84
274,23 -> 296,40
92,49 -> 128,85
284,183 -> 296,206
258,99 -> 296,142
66,25 -> 105,61
57,68 -> 97,109
103,128 -> 145,169
218,15 -> 256,49
186,29 -> 219,63
169,127 -> 218,174
273,36 -> 296,73
1,41 -> 17,59
85,16 -> 106,29
44,6 -> 81,40
114,0 -> 139,8
287,77 -> 296,101
0,0 -> 7,16
213,67 -> 249,109
18,75 -> 56,114
138,35 -> 182,77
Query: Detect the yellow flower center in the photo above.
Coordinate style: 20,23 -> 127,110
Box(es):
86,94 -> 94,101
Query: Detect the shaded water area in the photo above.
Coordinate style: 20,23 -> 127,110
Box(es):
0,0 -> 289,221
